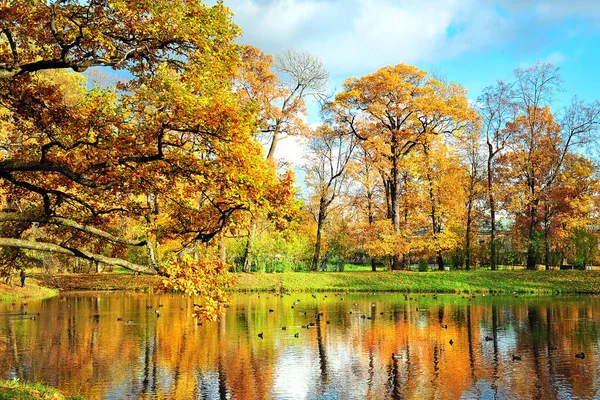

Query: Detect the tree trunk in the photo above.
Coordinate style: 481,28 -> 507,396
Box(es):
242,219 -> 257,272
311,200 -> 327,271
390,155 -> 403,271
266,131 -> 279,160
487,155 -> 497,271
465,201 -> 473,270
436,253 -> 444,270
367,189 -> 377,272
544,219 -> 550,271
526,202 -> 538,270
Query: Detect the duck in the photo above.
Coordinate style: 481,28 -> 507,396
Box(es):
127,320 -> 133,324
293,333 -> 299,338
441,324 -> 448,329
269,309 -> 274,313
117,317 -> 123,321
449,339 -> 454,346
512,355 -> 521,361
392,353 -> 401,360
485,336 -> 493,342
258,333 -> 263,339
282,326 -> 287,331
575,352 -> 585,359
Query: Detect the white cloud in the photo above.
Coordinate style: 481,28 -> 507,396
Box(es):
226,0 -> 514,80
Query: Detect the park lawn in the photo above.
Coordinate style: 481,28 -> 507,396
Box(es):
232,270 -> 600,294
7,270 -> 600,296
0,379 -> 83,400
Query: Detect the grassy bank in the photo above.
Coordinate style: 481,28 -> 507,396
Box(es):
232,270 -> 600,294
0,379 -> 83,400
35,273 -> 161,292
0,279 -> 58,303
14,270 -> 600,295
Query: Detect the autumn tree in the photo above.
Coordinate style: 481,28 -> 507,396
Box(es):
412,138 -> 466,270
304,124 -> 357,271
237,46 -> 328,271
346,146 -> 389,271
0,1 -> 292,318
477,81 -> 516,270
327,64 -> 475,270
503,63 -> 600,270
456,127 -> 486,270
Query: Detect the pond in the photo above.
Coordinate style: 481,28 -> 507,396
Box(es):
1,292 -> 599,399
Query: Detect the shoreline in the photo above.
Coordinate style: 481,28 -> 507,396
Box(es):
2,270 -> 600,297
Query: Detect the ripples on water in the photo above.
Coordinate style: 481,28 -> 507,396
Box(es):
1,292 -> 599,399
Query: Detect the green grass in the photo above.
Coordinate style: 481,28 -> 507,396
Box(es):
0,281 -> 58,303
232,270 -> 600,294
0,378 -> 83,400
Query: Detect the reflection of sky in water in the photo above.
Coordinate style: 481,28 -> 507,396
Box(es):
273,347 -> 315,399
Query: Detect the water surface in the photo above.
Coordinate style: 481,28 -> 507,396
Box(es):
1,292 -> 599,399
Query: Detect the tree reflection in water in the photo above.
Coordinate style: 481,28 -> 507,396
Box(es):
1,293 -> 599,399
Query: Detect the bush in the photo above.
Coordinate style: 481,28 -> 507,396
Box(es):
418,259 -> 428,272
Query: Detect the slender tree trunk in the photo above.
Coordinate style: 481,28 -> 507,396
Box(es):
266,131 -> 279,160
390,157 -> 403,270
311,200 -> 327,271
367,190 -> 377,272
487,155 -> 497,271
242,219 -> 257,272
526,203 -> 537,270
465,201 -> 473,270
425,158 -> 443,271
544,214 -> 550,271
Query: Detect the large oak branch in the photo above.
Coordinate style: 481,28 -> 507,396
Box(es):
0,237 -> 157,275
0,212 -> 147,247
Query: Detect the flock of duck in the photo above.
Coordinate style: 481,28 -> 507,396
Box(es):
9,292 -> 588,362
248,292 -> 588,363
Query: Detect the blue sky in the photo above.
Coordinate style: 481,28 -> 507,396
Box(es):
225,0 -> 600,133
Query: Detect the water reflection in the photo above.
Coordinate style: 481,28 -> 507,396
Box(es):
1,292 -> 600,399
